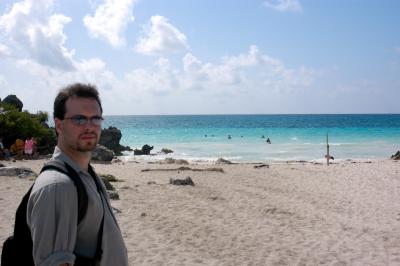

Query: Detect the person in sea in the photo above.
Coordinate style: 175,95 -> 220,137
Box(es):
26,83 -> 128,265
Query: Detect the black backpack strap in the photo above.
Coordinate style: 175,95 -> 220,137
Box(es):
88,165 -> 104,263
40,161 -> 88,224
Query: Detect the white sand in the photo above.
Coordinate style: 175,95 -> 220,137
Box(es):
1,159 -> 400,265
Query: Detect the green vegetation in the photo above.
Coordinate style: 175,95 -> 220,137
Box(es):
0,102 -> 56,153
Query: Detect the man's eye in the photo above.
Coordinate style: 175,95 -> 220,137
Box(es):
73,117 -> 87,124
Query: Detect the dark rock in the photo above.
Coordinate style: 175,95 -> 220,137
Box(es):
99,127 -> 132,155
0,166 -> 37,178
215,158 -> 233,164
91,145 -> 114,162
169,176 -> 195,186
134,144 -> 153,155
2,95 -> 23,111
160,148 -> 173,154
391,151 -> 400,160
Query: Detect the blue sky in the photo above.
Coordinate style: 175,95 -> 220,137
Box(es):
0,0 -> 399,115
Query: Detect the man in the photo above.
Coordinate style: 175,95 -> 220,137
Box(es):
26,83 -> 128,265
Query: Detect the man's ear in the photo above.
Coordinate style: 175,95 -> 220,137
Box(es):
55,118 -> 62,136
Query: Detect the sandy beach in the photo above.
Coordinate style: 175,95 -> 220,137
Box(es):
1,158 -> 400,265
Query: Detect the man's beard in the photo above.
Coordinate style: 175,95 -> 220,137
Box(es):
76,133 -> 99,152
76,140 -> 97,152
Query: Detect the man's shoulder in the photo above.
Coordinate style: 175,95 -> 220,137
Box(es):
32,167 -> 75,193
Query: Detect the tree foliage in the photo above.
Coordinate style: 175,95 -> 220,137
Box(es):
0,102 -> 56,153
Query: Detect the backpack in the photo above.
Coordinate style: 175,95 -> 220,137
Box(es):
1,160 -> 89,266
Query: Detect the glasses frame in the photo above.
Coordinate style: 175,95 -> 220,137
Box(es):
63,115 -> 104,126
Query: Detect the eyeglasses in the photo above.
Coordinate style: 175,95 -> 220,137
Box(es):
63,115 -> 104,126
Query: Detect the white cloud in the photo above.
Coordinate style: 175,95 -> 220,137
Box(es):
0,0 -> 75,70
83,0 -> 136,47
135,15 -> 189,55
3,43 -> 315,114
0,43 -> 10,56
181,45 -> 314,93
263,0 -> 303,13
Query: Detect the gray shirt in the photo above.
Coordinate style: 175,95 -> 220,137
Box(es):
27,147 -> 128,266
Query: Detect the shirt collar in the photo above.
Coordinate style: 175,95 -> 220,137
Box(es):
52,146 -> 85,174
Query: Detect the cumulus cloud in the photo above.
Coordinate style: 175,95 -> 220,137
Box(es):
263,0 -> 303,13
83,0 -> 136,47
181,45 -> 314,93
135,15 -> 189,55
0,0 -> 75,70
120,45 -> 315,98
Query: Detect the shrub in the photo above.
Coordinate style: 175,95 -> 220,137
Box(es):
0,102 -> 56,153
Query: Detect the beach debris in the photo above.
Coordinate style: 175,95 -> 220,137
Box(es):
134,144 -> 154,155
391,151 -> 400,160
215,158 -> 233,165
91,144 -> 115,162
112,207 -> 122,214
99,174 -> 121,200
140,212 -> 147,217
169,176 -> 195,186
112,158 -> 122,163
101,177 -> 115,191
0,166 -> 37,178
107,191 -> 119,200
254,164 -> 269,169
100,173 -> 120,182
164,158 -> 189,165
160,148 -> 174,154
147,181 -> 156,185
142,166 -> 224,173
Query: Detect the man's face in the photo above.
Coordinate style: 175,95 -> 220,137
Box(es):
55,97 -> 102,153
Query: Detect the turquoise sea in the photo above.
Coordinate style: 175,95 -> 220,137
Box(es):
103,114 -> 400,163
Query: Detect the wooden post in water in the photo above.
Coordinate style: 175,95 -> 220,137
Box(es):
326,133 -> 330,166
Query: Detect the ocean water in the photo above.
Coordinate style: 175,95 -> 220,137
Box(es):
102,114 -> 400,163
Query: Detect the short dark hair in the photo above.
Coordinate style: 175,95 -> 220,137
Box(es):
53,83 -> 103,119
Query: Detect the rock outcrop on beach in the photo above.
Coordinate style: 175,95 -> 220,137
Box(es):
391,151 -> 400,160
99,127 -> 132,156
91,145 -> 114,162
0,166 -> 37,178
134,144 -> 153,155
2,94 -> 23,112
